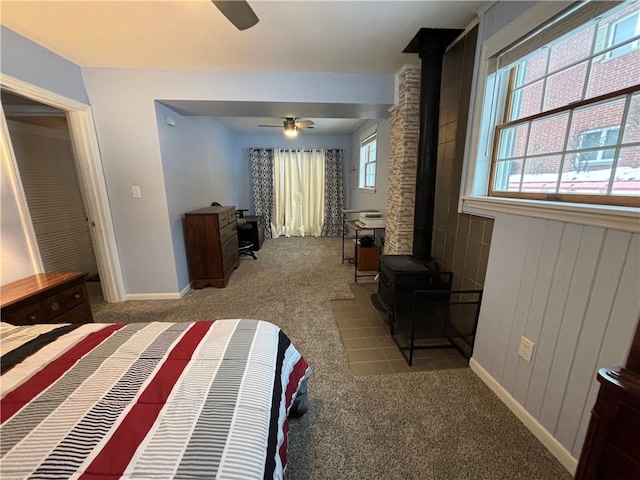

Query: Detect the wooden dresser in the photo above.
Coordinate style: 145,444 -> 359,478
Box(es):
575,320 -> 640,479
184,205 -> 239,289
0,272 -> 93,325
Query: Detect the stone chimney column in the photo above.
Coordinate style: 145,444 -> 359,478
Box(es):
384,65 -> 421,255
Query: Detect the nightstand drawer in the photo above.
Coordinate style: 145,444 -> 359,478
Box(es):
42,284 -> 87,320
6,303 -> 45,325
59,284 -> 86,312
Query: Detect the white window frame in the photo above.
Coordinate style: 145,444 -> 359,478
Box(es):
358,127 -> 377,191
459,1 -> 640,233
607,11 -> 640,59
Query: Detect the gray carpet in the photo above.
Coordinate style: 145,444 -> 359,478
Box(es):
92,237 -> 571,480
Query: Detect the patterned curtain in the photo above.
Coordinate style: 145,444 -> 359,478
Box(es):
249,148 -> 274,239
321,149 -> 344,236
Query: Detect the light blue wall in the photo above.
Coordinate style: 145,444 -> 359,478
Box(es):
155,103 -> 237,291
0,26 -> 89,104
81,68 -> 393,296
0,26 -> 90,285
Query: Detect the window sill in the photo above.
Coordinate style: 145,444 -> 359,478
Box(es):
356,188 -> 376,194
461,196 -> 640,233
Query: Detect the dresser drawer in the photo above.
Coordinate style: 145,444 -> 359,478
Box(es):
227,209 -> 237,225
59,284 -> 87,312
219,221 -> 237,246
0,272 -> 93,326
55,303 -> 93,325
219,208 -> 236,228
223,250 -> 239,275
6,303 -> 46,325
221,234 -> 238,263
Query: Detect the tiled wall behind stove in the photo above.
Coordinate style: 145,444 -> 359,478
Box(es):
432,25 -> 494,291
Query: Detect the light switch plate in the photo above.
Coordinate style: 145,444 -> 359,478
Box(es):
131,185 -> 141,198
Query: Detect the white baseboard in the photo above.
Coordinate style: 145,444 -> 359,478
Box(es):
125,284 -> 190,301
469,358 -> 578,476
179,283 -> 191,298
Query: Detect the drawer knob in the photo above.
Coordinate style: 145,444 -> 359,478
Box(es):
28,315 -> 37,322
50,301 -> 60,311
74,293 -> 81,299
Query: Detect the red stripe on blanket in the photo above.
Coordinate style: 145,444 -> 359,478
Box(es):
278,357 -> 310,470
1,324 -> 124,424
79,321 -> 213,480
285,358 -> 309,411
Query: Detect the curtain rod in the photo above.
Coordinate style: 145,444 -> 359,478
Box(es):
248,148 -> 342,152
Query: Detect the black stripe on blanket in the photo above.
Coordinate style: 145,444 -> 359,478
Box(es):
1,324 -> 81,374
264,330 -> 291,480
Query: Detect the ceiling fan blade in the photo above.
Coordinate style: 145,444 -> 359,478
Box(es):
212,1 -> 259,31
295,120 -> 315,128
257,124 -> 282,128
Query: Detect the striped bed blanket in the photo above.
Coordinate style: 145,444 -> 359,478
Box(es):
0,319 -> 312,480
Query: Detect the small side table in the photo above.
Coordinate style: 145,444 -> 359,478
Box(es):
344,219 -> 384,283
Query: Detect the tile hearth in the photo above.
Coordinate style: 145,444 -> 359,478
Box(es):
332,283 -> 469,376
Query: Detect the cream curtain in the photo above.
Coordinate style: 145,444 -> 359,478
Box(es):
272,149 -> 325,238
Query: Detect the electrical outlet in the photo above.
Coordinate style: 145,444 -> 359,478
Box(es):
519,336 -> 535,363
131,186 -> 142,198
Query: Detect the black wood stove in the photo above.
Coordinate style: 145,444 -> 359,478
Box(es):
374,28 -> 462,338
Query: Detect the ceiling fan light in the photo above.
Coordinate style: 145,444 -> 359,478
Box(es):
284,127 -> 298,138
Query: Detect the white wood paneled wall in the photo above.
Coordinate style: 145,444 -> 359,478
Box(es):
473,213 -> 640,459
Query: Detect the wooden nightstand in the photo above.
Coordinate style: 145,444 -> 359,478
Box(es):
0,272 -> 94,325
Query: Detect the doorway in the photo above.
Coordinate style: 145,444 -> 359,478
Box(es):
2,90 -> 103,301
0,76 -> 124,302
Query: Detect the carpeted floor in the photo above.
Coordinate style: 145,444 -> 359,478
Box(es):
91,237 -> 571,480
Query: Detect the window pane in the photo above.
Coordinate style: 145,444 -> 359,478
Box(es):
528,113 -> 570,156
548,25 -> 595,73
543,62 -> 588,111
493,159 -> 523,192
587,55 -> 640,98
521,155 -> 562,192
497,123 -> 529,159
510,80 -> 543,120
594,3 -> 640,52
365,162 -> 376,176
365,174 -> 375,188
514,49 -> 548,87
587,7 -> 640,98
623,93 -> 640,143
612,146 -> 640,195
567,98 -> 625,152
560,148 -> 616,194
609,13 -> 639,58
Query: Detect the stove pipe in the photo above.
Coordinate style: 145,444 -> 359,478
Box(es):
404,28 -> 462,261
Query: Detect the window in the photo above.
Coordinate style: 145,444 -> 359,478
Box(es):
608,12 -> 640,58
359,130 -> 377,189
575,127 -> 620,172
485,1 -> 640,207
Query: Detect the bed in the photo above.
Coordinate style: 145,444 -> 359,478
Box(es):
0,319 -> 311,480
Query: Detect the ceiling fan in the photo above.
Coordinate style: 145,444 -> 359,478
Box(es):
258,118 -> 316,137
212,1 -> 259,31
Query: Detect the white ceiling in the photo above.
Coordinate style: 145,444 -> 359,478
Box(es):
1,0 -> 485,134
